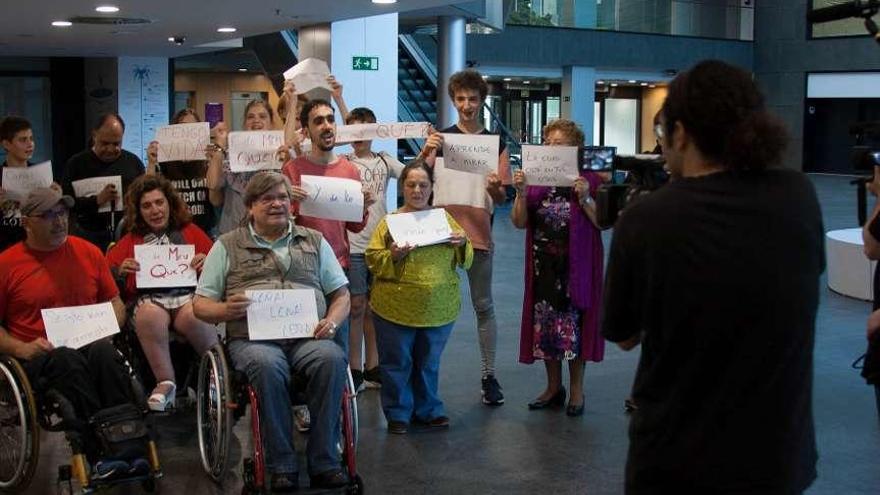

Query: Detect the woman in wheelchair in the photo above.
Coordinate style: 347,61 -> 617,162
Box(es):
0,187 -> 160,489
107,175 -> 217,411
193,172 -> 352,491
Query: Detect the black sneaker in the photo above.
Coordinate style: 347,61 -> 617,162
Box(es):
363,367 -> 382,389
351,369 -> 364,393
481,375 -> 505,406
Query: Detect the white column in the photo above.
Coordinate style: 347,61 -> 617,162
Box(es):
561,66 -> 596,144
331,13 -> 399,211
436,16 -> 466,129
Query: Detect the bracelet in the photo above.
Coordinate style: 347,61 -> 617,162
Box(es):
579,194 -> 594,206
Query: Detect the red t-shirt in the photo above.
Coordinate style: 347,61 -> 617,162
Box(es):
281,155 -> 367,269
0,236 -> 119,343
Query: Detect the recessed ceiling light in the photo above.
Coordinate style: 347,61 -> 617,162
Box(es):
217,27 -> 237,33
503,77 -> 512,82
52,21 -> 73,27
372,0 -> 398,3
640,82 -> 648,86
628,80 -> 637,84
95,5 -> 119,13
610,83 -> 619,87
596,80 -> 605,84
237,68 -> 248,72
481,75 -> 488,79
649,84 -> 657,88
523,81 -> 530,84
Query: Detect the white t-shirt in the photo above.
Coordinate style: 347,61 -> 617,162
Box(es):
347,151 -> 405,254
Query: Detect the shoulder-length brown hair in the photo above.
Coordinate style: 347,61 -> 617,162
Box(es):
123,174 -> 191,235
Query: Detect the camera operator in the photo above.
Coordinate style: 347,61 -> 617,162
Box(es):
601,60 -> 825,494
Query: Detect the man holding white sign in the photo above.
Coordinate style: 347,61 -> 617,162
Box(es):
0,186 -> 137,464
282,99 -> 375,355
194,172 -> 351,491
416,69 -> 510,407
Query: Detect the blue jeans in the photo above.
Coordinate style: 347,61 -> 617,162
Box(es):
228,339 -> 347,475
374,314 -> 454,422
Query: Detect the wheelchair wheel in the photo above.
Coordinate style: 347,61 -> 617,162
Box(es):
340,368 -> 359,482
0,356 -> 39,493
197,345 -> 233,483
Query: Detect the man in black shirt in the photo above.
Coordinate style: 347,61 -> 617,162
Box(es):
602,60 -> 825,494
62,113 -> 144,251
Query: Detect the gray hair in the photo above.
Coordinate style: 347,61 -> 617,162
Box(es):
243,171 -> 293,209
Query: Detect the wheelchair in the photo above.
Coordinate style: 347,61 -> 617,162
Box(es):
196,342 -> 364,494
0,353 -> 163,494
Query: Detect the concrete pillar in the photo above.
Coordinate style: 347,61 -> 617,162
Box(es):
436,16 -> 466,129
561,66 -> 596,144
117,56 -> 170,163
298,24 -> 332,64
331,13 -> 399,211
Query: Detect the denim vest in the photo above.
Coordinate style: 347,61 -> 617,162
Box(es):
219,221 -> 327,340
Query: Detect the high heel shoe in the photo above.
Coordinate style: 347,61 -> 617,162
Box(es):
528,386 -> 566,410
147,380 -> 176,412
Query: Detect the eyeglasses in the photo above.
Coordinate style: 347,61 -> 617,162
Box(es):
257,194 -> 290,206
31,208 -> 69,221
653,124 -> 665,141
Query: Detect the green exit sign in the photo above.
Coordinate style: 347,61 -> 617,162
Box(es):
352,56 -> 379,71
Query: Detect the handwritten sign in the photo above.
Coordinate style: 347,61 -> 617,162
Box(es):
335,122 -> 431,144
299,175 -> 364,222
71,175 -> 123,213
432,158 -> 492,210
133,244 -> 197,289
283,58 -> 332,95
521,145 -> 580,187
228,131 -> 285,172
156,122 -> 210,162
42,302 -> 120,349
245,289 -> 320,340
441,133 -> 499,175
2,161 -> 53,202
385,208 -> 452,247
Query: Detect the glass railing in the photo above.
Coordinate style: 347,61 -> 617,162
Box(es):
506,0 -> 754,41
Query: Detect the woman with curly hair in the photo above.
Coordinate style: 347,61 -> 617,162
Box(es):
106,174 -> 217,411
511,118 -> 605,417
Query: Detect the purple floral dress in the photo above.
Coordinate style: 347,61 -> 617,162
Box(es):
530,186 -> 581,360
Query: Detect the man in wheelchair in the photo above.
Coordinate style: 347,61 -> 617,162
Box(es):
0,187 -> 153,481
193,172 -> 351,492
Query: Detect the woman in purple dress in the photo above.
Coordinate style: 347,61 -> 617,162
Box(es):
511,119 -> 605,416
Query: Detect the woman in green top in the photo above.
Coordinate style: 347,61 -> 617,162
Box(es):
366,160 -> 473,434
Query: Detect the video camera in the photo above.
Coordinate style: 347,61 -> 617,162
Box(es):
851,121 -> 880,171
595,154 -> 669,229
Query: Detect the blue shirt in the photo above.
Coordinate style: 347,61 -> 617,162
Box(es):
196,221 -> 348,300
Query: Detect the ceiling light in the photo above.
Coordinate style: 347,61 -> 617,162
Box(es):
649,84 -> 657,88
610,83 -> 619,87
481,75 -> 488,79
237,68 -> 248,72
596,80 -> 604,84
95,5 -> 119,13
628,79 -> 637,84
503,77 -> 512,81
217,27 -> 237,33
52,21 -> 73,27
640,82 -> 648,86
372,0 -> 398,3
523,81 -> 530,84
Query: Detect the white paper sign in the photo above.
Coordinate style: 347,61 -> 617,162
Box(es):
41,302 -> 120,349
71,175 -> 123,213
228,131 -> 285,172
299,175 -> 364,222
335,122 -> 431,144
385,208 -> 452,247
156,122 -> 210,162
245,289 -> 320,340
2,161 -> 53,202
521,145 -> 580,187
432,158 -> 492,210
283,58 -> 332,95
133,244 -> 197,289
441,133 -> 499,175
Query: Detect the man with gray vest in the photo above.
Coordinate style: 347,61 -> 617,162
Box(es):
193,172 -> 350,491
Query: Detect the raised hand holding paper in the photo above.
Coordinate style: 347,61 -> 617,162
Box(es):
134,244 -> 197,289
42,302 -> 120,349
335,122 -> 431,144
156,122 -> 210,162
2,161 -> 53,201
299,175 -> 364,222
521,145 -> 580,186
441,133 -> 499,175
385,208 -> 452,247
246,289 -> 320,340
228,131 -> 285,172
283,58 -> 332,95
71,175 -> 123,212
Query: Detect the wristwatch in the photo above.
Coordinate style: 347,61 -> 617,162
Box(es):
579,194 -> 594,206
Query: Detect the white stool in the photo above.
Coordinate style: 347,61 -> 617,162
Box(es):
826,228 -> 876,301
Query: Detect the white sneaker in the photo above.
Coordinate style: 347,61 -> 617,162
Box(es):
293,405 -> 311,433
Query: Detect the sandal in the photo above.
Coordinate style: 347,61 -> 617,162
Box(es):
147,380 -> 176,412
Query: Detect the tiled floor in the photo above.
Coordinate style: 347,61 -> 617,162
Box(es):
21,174 -> 880,494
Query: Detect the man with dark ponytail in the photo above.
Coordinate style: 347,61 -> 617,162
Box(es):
602,60 -> 825,494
